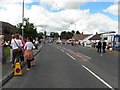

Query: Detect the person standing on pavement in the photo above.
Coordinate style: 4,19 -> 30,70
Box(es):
11,34 -> 23,68
10,34 -> 15,63
102,40 -> 107,53
24,37 -> 35,71
97,40 -> 102,53
0,35 -> 4,63
19,36 -> 25,64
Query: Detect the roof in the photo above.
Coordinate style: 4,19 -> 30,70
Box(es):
89,34 -> 101,40
0,21 -> 14,34
61,39 -> 67,42
0,21 -> 13,28
72,34 -> 92,40
0,21 -> 14,41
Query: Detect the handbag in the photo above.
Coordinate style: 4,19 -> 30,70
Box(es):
14,40 -> 22,52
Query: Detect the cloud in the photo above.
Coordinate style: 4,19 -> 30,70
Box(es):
67,12 -> 118,34
40,0 -> 88,10
76,13 -> 118,34
0,0 -> 118,35
0,0 -> 35,4
0,3 -> 23,25
40,0 -> 117,10
103,4 -> 118,16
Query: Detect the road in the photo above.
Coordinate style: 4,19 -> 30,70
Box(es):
2,43 -> 118,89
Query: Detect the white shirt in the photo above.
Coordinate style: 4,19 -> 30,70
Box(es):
24,42 -> 35,50
11,39 -> 23,49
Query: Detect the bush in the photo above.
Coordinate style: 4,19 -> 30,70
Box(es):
4,46 -> 10,58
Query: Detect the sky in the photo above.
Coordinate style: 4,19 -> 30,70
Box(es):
0,0 -> 119,35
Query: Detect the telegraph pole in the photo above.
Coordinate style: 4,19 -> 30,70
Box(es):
22,0 -> 24,39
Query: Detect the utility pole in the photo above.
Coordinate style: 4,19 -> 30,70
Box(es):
22,0 -> 24,39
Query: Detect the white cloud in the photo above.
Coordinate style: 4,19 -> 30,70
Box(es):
0,3 -> 23,25
76,13 -> 118,34
103,4 -> 118,16
0,0 -> 35,4
0,0 -> 118,35
40,0 -> 117,10
40,0 -> 88,10
62,10 -> 118,34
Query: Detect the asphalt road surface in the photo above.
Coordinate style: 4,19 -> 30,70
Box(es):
2,43 -> 118,89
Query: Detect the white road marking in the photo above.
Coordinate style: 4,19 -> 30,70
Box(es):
66,53 -> 76,60
60,49 -> 64,52
82,65 -> 115,90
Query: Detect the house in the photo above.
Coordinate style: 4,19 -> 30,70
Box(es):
89,31 -> 116,42
89,31 -> 116,48
89,33 -> 101,41
81,34 -> 94,47
0,21 -> 14,41
72,33 -> 92,45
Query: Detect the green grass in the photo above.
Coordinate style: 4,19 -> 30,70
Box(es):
4,46 -> 10,58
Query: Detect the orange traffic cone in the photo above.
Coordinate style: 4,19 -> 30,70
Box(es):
109,48 -> 113,53
14,62 -> 22,76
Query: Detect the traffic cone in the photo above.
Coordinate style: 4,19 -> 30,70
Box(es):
14,62 -> 22,76
109,48 -> 112,53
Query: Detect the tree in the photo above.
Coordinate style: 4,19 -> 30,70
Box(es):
67,32 -> 73,39
50,32 -> 59,39
72,30 -> 75,34
60,31 -> 73,39
37,32 -> 43,39
44,31 -> 47,36
76,31 -> 80,34
54,32 -> 59,39
50,32 -> 55,38
11,23 -> 22,34
23,18 -> 37,39
11,18 -> 37,39
60,31 -> 66,39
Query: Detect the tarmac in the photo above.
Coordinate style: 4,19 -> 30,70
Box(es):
0,44 -> 43,88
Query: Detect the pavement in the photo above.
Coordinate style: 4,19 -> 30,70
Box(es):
0,44 -> 43,88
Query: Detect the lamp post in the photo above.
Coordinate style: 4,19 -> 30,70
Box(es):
22,0 -> 24,39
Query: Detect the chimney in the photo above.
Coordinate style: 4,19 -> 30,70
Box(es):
96,32 -> 98,34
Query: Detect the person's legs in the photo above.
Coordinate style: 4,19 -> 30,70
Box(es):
27,59 -> 31,70
15,51 -> 22,63
103,47 -> 105,53
10,49 -> 13,62
20,54 -> 24,64
31,58 -> 35,66
100,47 -> 101,53
97,47 -> 99,52
11,49 -> 17,67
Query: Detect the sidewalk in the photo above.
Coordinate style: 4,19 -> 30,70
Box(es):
0,44 -> 43,87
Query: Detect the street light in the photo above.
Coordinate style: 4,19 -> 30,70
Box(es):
22,0 -> 24,39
